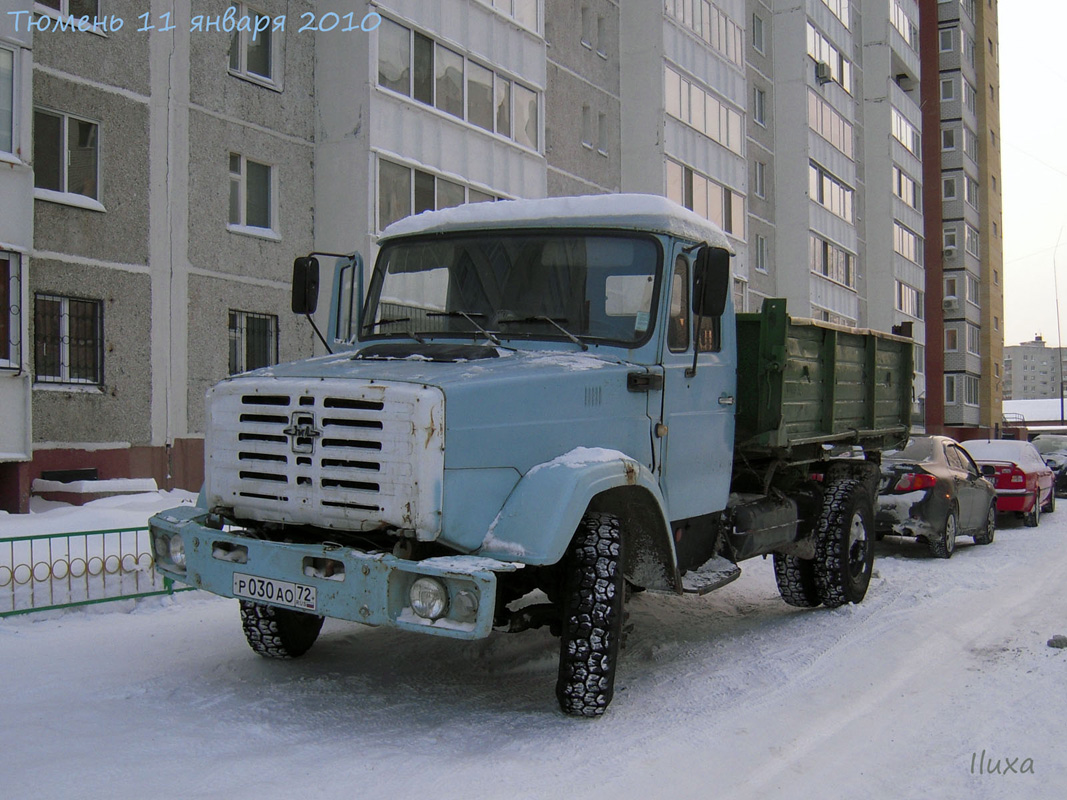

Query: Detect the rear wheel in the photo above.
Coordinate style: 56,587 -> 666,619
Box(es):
239,601 -> 324,659
1024,494 -> 1041,528
813,479 -> 875,608
973,503 -> 996,545
773,554 -> 821,607
928,507 -> 958,559
1042,487 -> 1056,514
556,512 -> 625,717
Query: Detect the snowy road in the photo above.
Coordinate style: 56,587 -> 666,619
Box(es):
2,501 -> 1065,800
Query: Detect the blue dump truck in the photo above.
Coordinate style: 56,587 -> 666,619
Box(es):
150,195 -> 912,716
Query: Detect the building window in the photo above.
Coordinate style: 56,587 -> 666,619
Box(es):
753,14 -> 765,53
964,175 -> 979,209
967,274 -> 980,305
228,153 -> 274,233
1,252 -> 20,369
754,87 -> 766,126
33,109 -> 99,200
893,166 -> 921,211
377,157 -> 498,231
1,47 -> 14,155
964,374 -> 979,406
891,108 -> 921,157
895,280 -> 924,319
808,162 -> 854,222
378,16 -> 540,151
484,0 -> 538,32
893,222 -> 924,266
945,276 -> 958,299
945,374 -> 957,404
808,89 -> 853,158
945,327 -> 958,352
940,78 -> 955,101
666,66 -> 744,156
754,160 -> 766,199
807,23 -> 852,94
964,80 -> 977,113
942,176 -> 957,200
890,2 -> 919,50
963,127 -> 979,160
229,310 -> 277,375
966,323 -> 981,355
944,228 -> 958,251
809,234 -> 856,288
942,127 -> 956,151
228,3 -> 277,85
665,1 -> 744,67
965,224 -> 981,258
755,234 -> 768,272
35,1 -> 98,17
34,294 -> 102,385
819,0 -> 850,31
939,28 -> 954,52
666,159 -> 745,238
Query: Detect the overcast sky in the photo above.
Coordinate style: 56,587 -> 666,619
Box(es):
999,1 -> 1067,347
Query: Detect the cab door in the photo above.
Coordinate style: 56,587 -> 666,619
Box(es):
657,252 -> 736,521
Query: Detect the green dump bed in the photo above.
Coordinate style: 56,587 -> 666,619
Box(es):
734,299 -> 912,459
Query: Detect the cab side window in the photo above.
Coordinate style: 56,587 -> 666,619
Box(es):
668,257 -> 689,352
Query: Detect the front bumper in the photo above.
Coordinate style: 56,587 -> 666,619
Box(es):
149,506 -> 519,640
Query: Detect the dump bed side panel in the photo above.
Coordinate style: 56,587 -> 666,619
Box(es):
735,300 -> 912,459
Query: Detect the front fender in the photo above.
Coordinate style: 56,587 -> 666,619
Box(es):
479,448 -> 673,570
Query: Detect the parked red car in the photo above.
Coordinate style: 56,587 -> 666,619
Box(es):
961,439 -> 1055,527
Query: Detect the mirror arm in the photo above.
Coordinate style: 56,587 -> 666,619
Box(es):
307,312 -> 333,355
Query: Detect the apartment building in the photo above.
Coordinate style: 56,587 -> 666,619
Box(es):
923,0 -> 1003,433
1003,336 -> 1066,402
0,0 -> 33,510
1,0 -> 1006,510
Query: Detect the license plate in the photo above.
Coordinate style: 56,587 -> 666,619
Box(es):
233,573 -> 317,612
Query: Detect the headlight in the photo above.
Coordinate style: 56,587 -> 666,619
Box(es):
168,534 -> 186,569
409,577 -> 449,620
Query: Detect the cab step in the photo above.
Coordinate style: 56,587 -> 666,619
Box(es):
681,556 -> 741,595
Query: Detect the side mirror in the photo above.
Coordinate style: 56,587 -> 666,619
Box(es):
292,257 -> 320,315
692,245 -> 731,318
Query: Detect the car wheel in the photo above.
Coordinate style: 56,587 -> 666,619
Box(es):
773,553 -> 821,607
1024,493 -> 1041,528
1042,487 -> 1056,514
928,506 -> 957,559
973,503 -> 996,545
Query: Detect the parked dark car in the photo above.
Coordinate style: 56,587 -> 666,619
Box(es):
876,436 -> 997,558
1031,434 -> 1067,497
961,439 -> 1055,528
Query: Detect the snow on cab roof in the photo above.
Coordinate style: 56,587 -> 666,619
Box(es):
379,193 -> 733,251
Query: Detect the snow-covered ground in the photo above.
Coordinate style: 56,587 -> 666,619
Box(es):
2,493 -> 1065,799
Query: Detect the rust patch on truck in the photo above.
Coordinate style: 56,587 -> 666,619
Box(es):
624,460 -> 637,485
425,407 -> 438,449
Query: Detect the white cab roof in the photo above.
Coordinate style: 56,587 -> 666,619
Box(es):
380,193 -> 733,251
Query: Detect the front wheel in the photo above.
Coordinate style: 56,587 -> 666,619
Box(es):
239,601 -> 324,659
813,479 -> 875,608
556,512 -> 625,717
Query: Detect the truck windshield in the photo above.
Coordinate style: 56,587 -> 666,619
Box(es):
361,232 -> 661,347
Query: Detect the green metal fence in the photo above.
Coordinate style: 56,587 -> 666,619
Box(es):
0,527 -> 194,617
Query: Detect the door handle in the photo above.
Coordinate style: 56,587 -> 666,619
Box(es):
718,394 -> 735,406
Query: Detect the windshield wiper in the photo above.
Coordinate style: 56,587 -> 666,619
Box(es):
363,317 -> 425,344
427,311 -> 502,347
497,315 -> 589,351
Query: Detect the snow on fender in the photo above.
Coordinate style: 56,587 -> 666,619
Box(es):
478,447 -> 670,567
